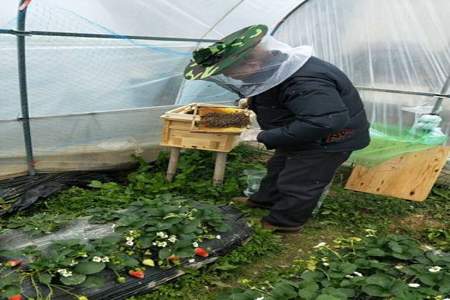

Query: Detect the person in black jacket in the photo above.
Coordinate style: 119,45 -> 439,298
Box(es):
184,25 -> 370,232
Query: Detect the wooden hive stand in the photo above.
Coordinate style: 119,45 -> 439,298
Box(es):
160,103 -> 249,185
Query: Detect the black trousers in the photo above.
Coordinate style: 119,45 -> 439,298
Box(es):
250,150 -> 351,227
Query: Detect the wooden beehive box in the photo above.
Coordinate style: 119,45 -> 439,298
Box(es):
160,104 -> 247,152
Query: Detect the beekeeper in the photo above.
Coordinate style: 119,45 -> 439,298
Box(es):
184,24 -> 370,232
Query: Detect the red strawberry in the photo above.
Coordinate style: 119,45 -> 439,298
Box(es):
194,247 -> 209,257
8,295 -> 23,300
6,259 -> 22,267
128,270 -> 145,279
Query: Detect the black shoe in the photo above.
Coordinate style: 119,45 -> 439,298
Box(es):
261,219 -> 302,233
232,197 -> 272,209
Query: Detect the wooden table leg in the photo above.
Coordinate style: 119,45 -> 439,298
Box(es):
213,152 -> 227,186
166,147 -> 180,182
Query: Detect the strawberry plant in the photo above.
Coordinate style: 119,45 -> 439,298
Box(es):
0,193 -> 231,299
219,233 -> 450,299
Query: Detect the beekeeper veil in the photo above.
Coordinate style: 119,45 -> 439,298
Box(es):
184,24 -> 313,98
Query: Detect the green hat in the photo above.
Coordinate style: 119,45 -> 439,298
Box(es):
184,24 -> 268,80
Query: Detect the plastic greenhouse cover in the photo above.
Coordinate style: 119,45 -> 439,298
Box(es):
1,0 -> 449,175
274,0 -> 450,95
1,0 -> 301,38
0,0 -> 301,119
182,0 -> 450,165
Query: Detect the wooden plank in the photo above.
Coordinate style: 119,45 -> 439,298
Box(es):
190,126 -> 245,134
345,146 -> 450,201
162,120 -> 171,144
168,121 -> 192,130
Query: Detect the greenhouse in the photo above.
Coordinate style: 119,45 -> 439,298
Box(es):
0,0 -> 449,299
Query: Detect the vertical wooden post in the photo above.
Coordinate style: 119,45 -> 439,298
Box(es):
166,147 -> 180,182
213,152 -> 227,186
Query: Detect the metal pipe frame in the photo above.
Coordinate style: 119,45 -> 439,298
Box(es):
0,29 -> 219,43
16,0 -> 35,176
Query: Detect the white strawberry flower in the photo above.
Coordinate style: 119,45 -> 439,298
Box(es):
216,235 -> 222,240
428,266 -> 442,273
395,265 -> 404,270
57,269 -> 73,277
63,271 -> 73,277
193,242 -> 199,248
92,256 -> 102,263
364,229 -> 377,237
155,241 -> 168,247
188,259 -> 195,263
168,235 -> 177,243
101,257 -> 110,263
156,232 -> 168,239
313,242 -> 327,249
323,262 -> 330,267
126,240 -> 134,246
408,283 -> 420,288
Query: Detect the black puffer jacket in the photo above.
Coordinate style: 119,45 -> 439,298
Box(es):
250,56 -> 370,152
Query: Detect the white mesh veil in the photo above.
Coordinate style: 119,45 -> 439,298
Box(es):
206,35 -> 313,97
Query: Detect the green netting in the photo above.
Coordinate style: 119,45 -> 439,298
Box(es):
349,121 -> 448,167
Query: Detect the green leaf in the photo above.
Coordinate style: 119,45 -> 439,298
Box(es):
81,275 -> 106,289
336,288 -> 355,298
388,241 -> 403,253
174,247 -> 194,258
214,262 -> 238,271
175,238 -> 196,249
181,222 -> 200,234
159,247 -> 172,260
392,252 -> 412,260
139,236 -> 155,248
366,248 -> 385,256
321,287 -> 353,299
217,289 -> 260,300
38,273 -> 52,285
271,281 -> 297,299
340,263 -> 357,274
74,262 -> 105,275
316,295 -> 341,300
60,273 -> 87,286
301,271 -> 324,281
298,282 -> 319,300
439,278 -> 450,293
88,180 -> 103,188
366,274 -> 392,288
362,285 -> 391,297
122,256 -> 140,268
3,285 -> 21,297
100,234 -> 122,245
417,274 -> 437,286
